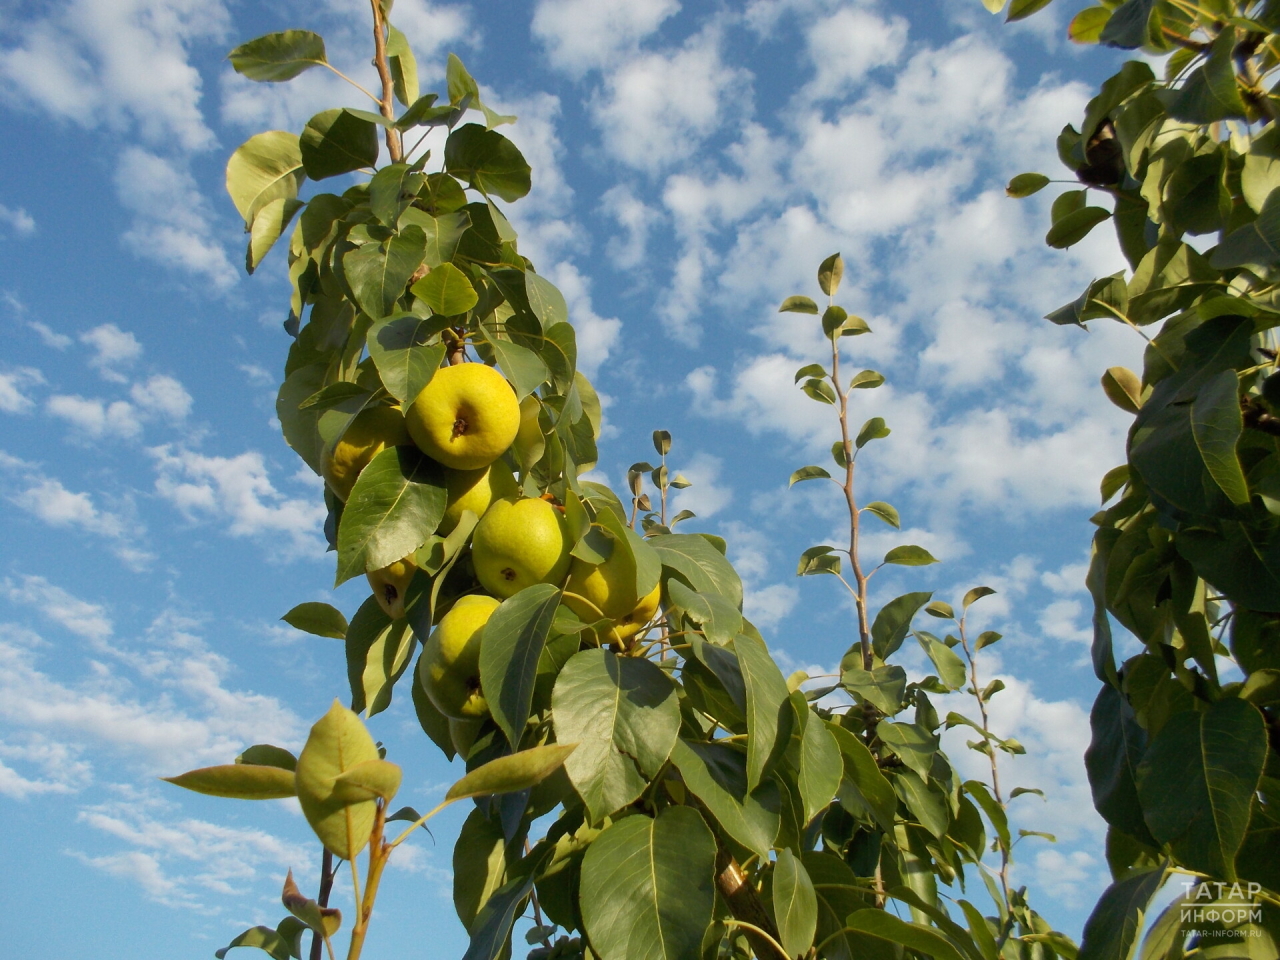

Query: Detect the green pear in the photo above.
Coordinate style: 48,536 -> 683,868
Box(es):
471,497 -> 571,599
366,554 -> 417,620
439,461 -> 519,535
419,594 -> 499,719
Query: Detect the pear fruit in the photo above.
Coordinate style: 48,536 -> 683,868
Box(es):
439,461 -> 519,535
367,554 -> 417,620
420,594 -> 499,719
472,497 -> 571,599
321,404 -> 411,502
405,363 -> 520,470
564,530 -> 660,643
613,584 -> 662,644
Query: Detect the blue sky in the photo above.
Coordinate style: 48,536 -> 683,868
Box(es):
0,1 -> 1147,956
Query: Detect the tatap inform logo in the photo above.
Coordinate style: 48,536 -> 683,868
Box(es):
1179,882 -> 1263,937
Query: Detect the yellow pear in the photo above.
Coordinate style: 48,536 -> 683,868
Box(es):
366,554 -> 417,620
613,584 -> 661,643
472,497 -> 571,599
565,532 -> 661,643
420,594 -> 499,720
321,404 -> 410,502
439,461 -> 519,535
405,363 -> 520,470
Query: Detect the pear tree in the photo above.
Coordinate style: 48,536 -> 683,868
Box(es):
993,0 -> 1280,954
165,4 -> 1079,959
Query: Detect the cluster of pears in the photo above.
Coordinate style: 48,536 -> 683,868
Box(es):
320,361 -> 660,724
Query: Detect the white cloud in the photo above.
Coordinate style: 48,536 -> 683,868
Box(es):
115,147 -> 237,288
0,368 -> 43,414
29,320 -> 72,350
80,323 -> 143,382
0,203 -> 35,235
130,374 -> 193,421
533,0 -> 680,75
0,0 -> 228,151
47,395 -> 143,440
0,457 -> 151,568
600,185 -> 660,269
670,451 -> 733,518
546,262 -> 621,377
3,576 -> 114,642
591,28 -> 745,173
0,735 -> 90,799
150,446 -> 327,557
803,7 -> 908,100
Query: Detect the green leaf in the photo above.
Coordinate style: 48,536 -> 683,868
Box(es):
236,744 -> 297,771
823,305 -> 848,339
884,545 -> 938,566
444,124 -> 531,202
345,227 -> 428,320
863,501 -> 900,528
964,780 -> 1010,853
924,601 -> 953,619
228,30 -> 327,82
580,807 -> 716,960
869,592 -> 931,660
916,633 -> 967,690
335,445 -> 446,586
798,545 -> 841,577
1191,368 -> 1249,505
294,700 -> 380,859
1077,868 -> 1165,960
840,314 -> 871,336
667,579 -> 741,645
385,25 -> 418,107
669,739 -> 780,860
796,701 -> 843,823
411,261 -> 479,316
446,52 -> 516,129
445,743 -> 577,801
369,163 -> 423,227
478,326 -> 549,400
780,295 -> 819,314
214,925 -> 293,960
802,378 -> 837,404
1136,698 -> 1268,879
346,606 -> 414,718
652,533 -> 743,608
1085,683 -> 1157,848
1046,206 -> 1112,248
247,197 -> 303,273
773,849 -> 818,960
366,313 -> 447,405
1006,172 -> 1050,198
300,109 -> 379,180
818,253 -> 843,296
844,907 -> 966,960
794,363 -> 826,382
1098,0 -> 1155,48
400,207 -> 471,267
878,722 -> 939,780
479,584 -> 561,748
789,465 -> 831,486
840,663 -> 907,717
827,722 -> 897,833
1006,0 -> 1053,20
734,628 -> 793,792
525,271 -> 569,328
162,763 -> 296,800
453,809 -> 507,931
894,770 -> 949,839
551,649 -> 680,822
855,417 -> 890,448
848,369 -> 885,390
963,586 -> 995,609
330,758 -> 402,803
282,601 -> 348,639
226,131 -> 305,226
1069,6 -> 1111,44
282,869 -> 341,938
1163,31 -> 1248,123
